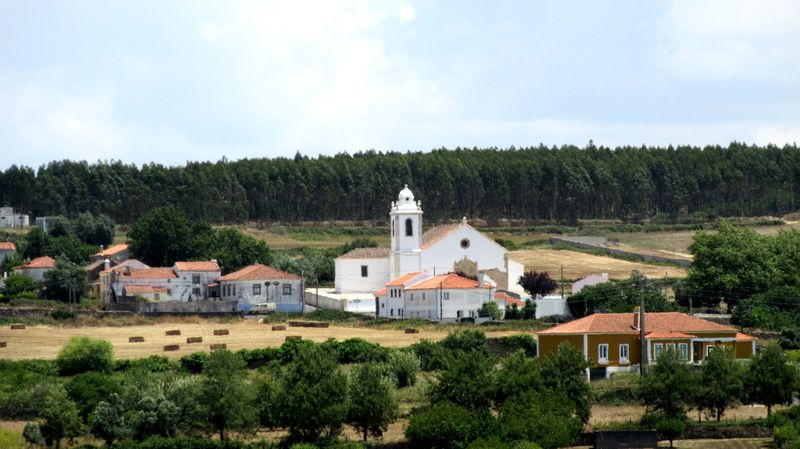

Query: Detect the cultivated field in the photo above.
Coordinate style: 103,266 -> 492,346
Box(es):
0,321 -> 525,360
509,248 -> 687,281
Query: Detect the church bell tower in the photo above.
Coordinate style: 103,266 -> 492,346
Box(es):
389,185 -> 423,279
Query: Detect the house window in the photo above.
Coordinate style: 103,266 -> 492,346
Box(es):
666,343 -> 676,353
154,293 -> 160,301
619,344 -> 629,364
706,345 -> 716,357
253,284 -> 261,296
282,284 -> 292,295
405,218 -> 413,236
679,343 -> 689,361
361,265 -> 368,277
443,292 -> 450,300
598,344 -> 609,364
381,302 -> 385,308
457,310 -> 463,318
192,274 -> 200,284
410,294 -> 414,302
192,287 -> 201,296
422,293 -> 426,301
390,308 -> 394,317
653,343 -> 663,361
232,285 -> 236,296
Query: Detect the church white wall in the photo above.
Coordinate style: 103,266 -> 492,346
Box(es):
421,227 -> 507,275
535,295 -> 571,319
334,257 -> 390,294
507,259 -> 526,296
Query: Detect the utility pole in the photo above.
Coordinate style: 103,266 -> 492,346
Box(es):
639,282 -> 647,375
560,265 -> 565,299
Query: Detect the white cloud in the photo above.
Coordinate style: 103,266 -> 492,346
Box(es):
657,0 -> 800,79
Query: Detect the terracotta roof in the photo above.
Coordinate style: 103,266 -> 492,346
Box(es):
16,256 -> 56,269
0,242 -> 16,251
496,291 -> 525,308
124,285 -> 167,295
119,267 -> 177,279
94,243 -> 129,257
421,223 -> 463,249
537,312 -> 741,335
406,273 -> 491,290
374,287 -> 387,296
387,272 -> 425,286
736,332 -> 758,341
218,264 -> 301,281
101,259 -> 149,275
337,247 -> 391,259
174,261 -> 221,272
646,331 -> 694,339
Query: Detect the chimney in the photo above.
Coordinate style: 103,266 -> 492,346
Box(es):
633,306 -> 640,330
104,259 -> 111,271
477,272 -> 484,288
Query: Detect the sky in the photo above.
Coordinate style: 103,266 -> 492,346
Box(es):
0,0 -> 799,169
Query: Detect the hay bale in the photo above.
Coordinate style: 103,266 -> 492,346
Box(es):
128,336 -> 145,343
285,336 -> 302,341
272,325 -> 286,331
163,345 -> 179,352
213,329 -> 229,336
210,343 -> 227,350
0,342 -> 6,348
165,330 -> 181,336
186,337 -> 203,344
404,328 -> 419,334
288,321 -> 329,328
10,324 -> 25,330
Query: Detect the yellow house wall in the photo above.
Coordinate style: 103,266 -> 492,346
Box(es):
587,334 -> 641,367
537,334 -> 583,358
735,341 -> 754,358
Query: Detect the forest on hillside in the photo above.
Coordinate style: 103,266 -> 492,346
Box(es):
1,143 -> 799,224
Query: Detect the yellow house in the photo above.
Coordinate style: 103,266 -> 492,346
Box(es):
536,311 -> 756,378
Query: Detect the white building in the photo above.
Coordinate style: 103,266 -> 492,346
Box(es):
0,207 -> 29,229
217,263 -> 304,313
572,272 -> 609,294
375,272 -> 495,321
14,256 -> 56,281
0,242 -> 16,266
109,260 -> 220,302
534,294 -> 572,319
173,261 -> 221,300
335,185 -> 526,297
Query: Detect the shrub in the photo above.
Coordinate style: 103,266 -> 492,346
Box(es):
180,352 -> 209,374
405,402 -> 486,449
65,371 -> 121,420
3,274 -> 39,297
116,355 -> 178,373
773,424 -> 800,449
278,338 -> 317,364
440,330 -> 490,356
410,339 -> 447,372
478,301 -> 503,320
387,350 -> 419,388
337,338 -> 389,364
56,336 -> 114,375
0,382 -> 59,419
498,334 -> 537,357
22,422 -> 44,446
52,309 -> 77,320
238,348 -> 281,368
499,391 -> 581,449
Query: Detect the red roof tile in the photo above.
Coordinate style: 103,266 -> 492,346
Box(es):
0,242 -> 16,251
406,273 -> 491,290
374,287 -> 388,296
538,312 -> 743,335
218,264 -> 301,281
495,291 -> 524,308
174,261 -> 220,272
124,285 -> 168,294
17,256 -> 56,269
646,331 -> 694,339
736,332 -> 757,341
387,272 -> 425,286
120,267 -> 177,279
94,243 -> 129,257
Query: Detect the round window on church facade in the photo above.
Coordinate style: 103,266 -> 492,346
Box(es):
460,238 -> 470,249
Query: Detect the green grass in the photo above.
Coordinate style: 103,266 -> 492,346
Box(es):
0,428 -> 23,449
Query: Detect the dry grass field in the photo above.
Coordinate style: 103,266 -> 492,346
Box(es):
509,248 -> 687,281
589,404 -> 780,430
0,321 -> 525,360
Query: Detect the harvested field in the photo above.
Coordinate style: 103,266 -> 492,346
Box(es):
0,321 -> 522,360
510,248 -> 687,281
590,404 -> 783,429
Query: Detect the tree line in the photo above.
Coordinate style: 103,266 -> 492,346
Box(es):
2,143 -> 800,224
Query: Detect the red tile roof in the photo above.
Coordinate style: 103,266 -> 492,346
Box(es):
119,267 -> 177,279
95,243 -> 129,257
646,331 -> 694,339
0,242 -> 16,251
174,261 -> 220,272
736,332 -> 758,341
337,247 -> 391,259
218,264 -> 301,281
495,291 -> 525,308
537,312 -> 745,336
124,285 -> 167,295
406,273 -> 491,290
374,287 -> 388,296
387,272 -> 425,286
17,256 -> 56,269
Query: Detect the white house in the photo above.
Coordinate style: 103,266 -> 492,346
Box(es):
173,260 -> 221,300
14,256 -> 56,281
375,272 -> 495,321
99,259 -> 150,303
112,266 -> 180,301
572,272 -> 609,294
335,185 -> 525,298
0,242 -> 16,266
0,207 -> 29,229
217,263 -> 305,313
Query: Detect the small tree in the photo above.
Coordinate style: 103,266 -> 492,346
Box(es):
56,336 -> 114,375
39,387 -> 84,449
42,257 -> 87,302
65,371 -> 121,420
541,343 -> 592,424
387,350 -> 420,388
639,348 -> 698,419
3,273 -> 39,297
499,390 -> 582,449
405,402 -> 481,449
655,414 -> 685,448
696,348 -> 743,421
518,271 -> 557,297
478,301 -> 503,320
22,422 -> 45,448
521,299 -> 537,320
89,393 -> 128,445
433,352 -> 496,412
198,349 -> 258,440
347,363 -> 399,441
747,344 -> 799,416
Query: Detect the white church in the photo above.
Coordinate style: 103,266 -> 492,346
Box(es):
331,185 -> 526,312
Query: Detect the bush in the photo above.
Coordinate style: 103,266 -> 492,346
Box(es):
65,372 -> 121,420
278,338 -> 317,364
773,424 -> 800,449
238,348 -> 281,368
478,301 -> 503,320
115,355 -> 178,373
410,339 -> 448,372
56,336 -> 114,375
0,381 -> 59,419
387,350 -> 419,388
405,402 -> 488,449
3,274 -> 39,297
440,330 -> 490,356
499,391 -> 581,449
52,309 -> 77,320
337,338 -> 390,364
180,352 -> 209,374
498,334 -> 537,357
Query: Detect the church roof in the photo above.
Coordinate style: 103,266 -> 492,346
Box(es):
338,247 -> 391,260
421,223 -> 464,249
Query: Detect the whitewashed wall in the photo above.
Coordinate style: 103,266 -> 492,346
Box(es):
220,278 -> 304,312
334,257 -> 390,293
421,227 -> 507,276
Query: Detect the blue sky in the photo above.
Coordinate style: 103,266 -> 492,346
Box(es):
1,0 -> 798,169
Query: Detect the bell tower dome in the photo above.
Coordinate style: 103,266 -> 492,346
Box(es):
389,184 -> 423,278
